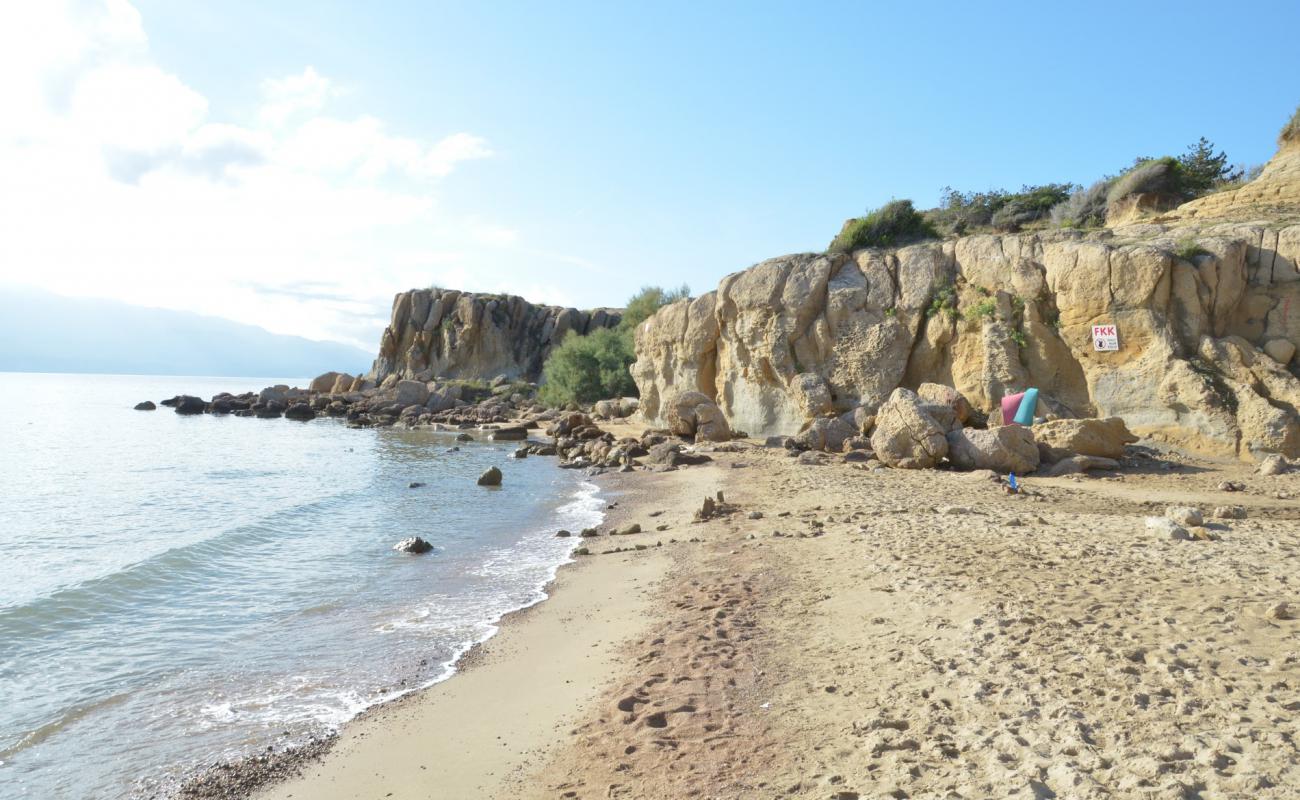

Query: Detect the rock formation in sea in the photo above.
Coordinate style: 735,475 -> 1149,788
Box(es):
632,136 -> 1300,460
369,288 -> 622,384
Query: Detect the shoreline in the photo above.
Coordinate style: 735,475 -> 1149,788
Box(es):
244,461 -> 690,800
172,463 -> 622,800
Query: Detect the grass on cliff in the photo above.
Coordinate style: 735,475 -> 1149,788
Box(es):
827,200 -> 938,254
538,285 -> 688,407
1282,105 -> 1300,146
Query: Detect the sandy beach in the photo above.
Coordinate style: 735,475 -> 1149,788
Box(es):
245,431 -> 1300,800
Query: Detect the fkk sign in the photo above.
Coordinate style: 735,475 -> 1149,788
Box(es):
1092,324 -> 1119,351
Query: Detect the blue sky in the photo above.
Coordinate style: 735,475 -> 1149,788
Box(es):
3,0 -> 1297,348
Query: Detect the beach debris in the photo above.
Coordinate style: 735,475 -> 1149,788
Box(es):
392,536 -> 433,554
1267,602 -> 1297,620
1211,505 -> 1247,520
1165,506 -> 1204,527
133,401 -> 156,410
476,466 -> 503,486
1145,516 -> 1191,541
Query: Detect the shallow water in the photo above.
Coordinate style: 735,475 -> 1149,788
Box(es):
0,373 -> 600,799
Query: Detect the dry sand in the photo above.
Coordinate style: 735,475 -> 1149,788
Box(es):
256,440 -> 1300,799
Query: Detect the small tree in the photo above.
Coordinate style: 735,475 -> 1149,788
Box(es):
1178,137 -> 1241,195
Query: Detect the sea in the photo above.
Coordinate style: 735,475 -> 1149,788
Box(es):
0,372 -> 604,799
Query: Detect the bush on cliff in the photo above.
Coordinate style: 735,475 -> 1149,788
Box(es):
538,285 -> 689,406
928,184 -> 1074,235
828,200 -> 938,254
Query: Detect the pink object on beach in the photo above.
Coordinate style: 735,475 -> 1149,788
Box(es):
1001,391 -> 1026,425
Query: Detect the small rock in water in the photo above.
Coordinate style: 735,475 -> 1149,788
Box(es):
133,401 -> 156,411
393,537 -> 433,554
512,447 -> 528,459
477,466 -> 503,486
408,481 -> 426,489
456,432 -> 474,442
555,529 -> 571,538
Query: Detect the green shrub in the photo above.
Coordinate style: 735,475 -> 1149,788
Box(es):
538,327 -> 637,406
621,285 -> 689,331
927,183 -> 1074,235
1178,137 -> 1241,195
828,200 -> 938,254
537,285 -> 688,407
965,297 -> 997,322
1106,157 -> 1186,205
926,283 -> 958,318
1173,237 -> 1210,261
1050,179 -> 1112,228
1282,106 -> 1300,146
1010,329 -> 1027,348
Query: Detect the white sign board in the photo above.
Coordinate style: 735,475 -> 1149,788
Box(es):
1092,324 -> 1119,351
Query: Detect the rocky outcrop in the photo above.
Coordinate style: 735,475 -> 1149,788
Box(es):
370,288 -> 621,384
633,141 -> 1300,461
870,388 -> 949,469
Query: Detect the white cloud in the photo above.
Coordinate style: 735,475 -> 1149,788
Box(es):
0,1 -> 522,351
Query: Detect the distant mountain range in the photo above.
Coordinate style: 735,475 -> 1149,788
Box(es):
0,287 -> 372,378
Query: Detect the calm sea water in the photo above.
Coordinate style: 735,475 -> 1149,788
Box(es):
0,373 -> 602,799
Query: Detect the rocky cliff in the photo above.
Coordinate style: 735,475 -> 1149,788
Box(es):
633,140 -> 1300,460
370,288 -> 621,383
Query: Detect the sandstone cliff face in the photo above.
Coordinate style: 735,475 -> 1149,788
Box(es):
633,144 -> 1300,460
370,289 -> 621,383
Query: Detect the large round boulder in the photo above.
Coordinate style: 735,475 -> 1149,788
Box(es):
916,383 -> 971,426
946,426 -> 1040,474
284,403 -> 316,421
477,466 -> 503,486
870,388 -> 948,469
666,391 -> 732,442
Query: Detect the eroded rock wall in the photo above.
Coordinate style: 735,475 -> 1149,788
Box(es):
370,289 -> 621,383
633,223 -> 1300,460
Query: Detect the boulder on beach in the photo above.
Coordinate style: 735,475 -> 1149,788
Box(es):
870,388 -> 948,469
489,426 -> 528,441
794,416 -> 857,452
393,536 -> 433,554
134,401 -> 156,411
946,425 -> 1040,474
477,466 -> 503,486
666,391 -> 731,442
1033,417 -> 1137,461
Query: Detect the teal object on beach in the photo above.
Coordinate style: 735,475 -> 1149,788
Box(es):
1013,387 -> 1038,426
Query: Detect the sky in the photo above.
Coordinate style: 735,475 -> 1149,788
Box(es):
1,0 -> 1297,350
